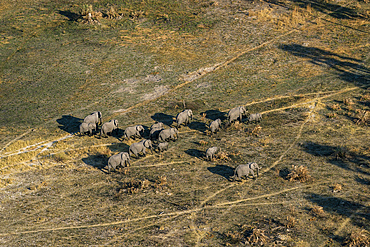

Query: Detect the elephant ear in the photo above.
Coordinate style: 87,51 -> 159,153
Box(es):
98,112 -> 102,118
114,120 -> 118,127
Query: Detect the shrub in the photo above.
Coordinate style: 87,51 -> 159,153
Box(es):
344,230 -> 369,247
286,165 -> 312,182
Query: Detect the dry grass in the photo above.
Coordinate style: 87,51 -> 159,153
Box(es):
106,6 -> 120,20
334,146 -> 350,160
198,140 -> 208,146
327,112 -> 337,118
225,230 -> 244,244
343,98 -> 354,106
247,228 -> 268,244
248,125 -> 262,136
311,205 -> 326,217
344,230 -> 369,247
52,152 -> 70,163
79,4 -> 102,24
331,183 -> 342,193
287,165 -> 313,182
356,110 -> 369,125
286,216 -> 296,228
155,175 -> 168,188
214,151 -> 231,161
0,0 -> 369,245
0,178 -> 13,188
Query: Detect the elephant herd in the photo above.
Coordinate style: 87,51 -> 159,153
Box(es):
78,106 -> 263,180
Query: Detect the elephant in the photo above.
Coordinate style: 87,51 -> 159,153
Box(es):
206,146 -> 219,160
156,142 -> 169,153
209,119 -> 222,134
231,162 -> 261,181
149,122 -> 164,141
228,106 -> 247,124
84,111 -> 102,128
151,122 -> 164,130
107,152 -> 130,173
158,128 -> 179,142
79,122 -> 96,136
123,125 -> 144,140
129,139 -> 153,158
248,113 -> 262,123
176,109 -> 193,128
100,119 -> 118,138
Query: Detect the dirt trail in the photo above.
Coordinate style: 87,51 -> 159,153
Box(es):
0,182 -> 322,236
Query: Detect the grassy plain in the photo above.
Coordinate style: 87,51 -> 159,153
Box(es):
0,0 -> 369,245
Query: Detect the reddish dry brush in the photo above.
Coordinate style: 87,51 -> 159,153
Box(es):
344,230 -> 369,247
247,228 -> 269,244
331,183 -> 342,193
114,176 -> 169,197
286,165 -> 313,182
356,110 -> 369,125
311,205 -> 326,217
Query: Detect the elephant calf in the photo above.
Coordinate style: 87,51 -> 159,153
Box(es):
231,162 -> 261,181
100,119 -> 118,138
248,113 -> 262,123
129,139 -> 153,158
206,146 -> 219,160
124,125 -> 144,140
79,122 -> 96,136
209,119 -> 222,134
158,128 -> 178,142
107,152 -> 130,173
156,142 -> 169,153
149,122 -> 164,141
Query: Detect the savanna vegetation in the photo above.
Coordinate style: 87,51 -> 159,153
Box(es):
0,0 -> 369,245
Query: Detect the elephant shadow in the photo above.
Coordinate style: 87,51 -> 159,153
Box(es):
82,154 -> 109,173
108,143 -> 130,153
140,125 -> 151,139
185,149 -> 204,159
207,165 -> 235,180
151,113 -> 174,127
203,110 -> 227,121
114,128 -> 125,140
57,115 -> 83,134
187,121 -> 208,132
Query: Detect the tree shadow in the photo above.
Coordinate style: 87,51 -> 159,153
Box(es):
264,0 -> 367,20
185,148 -> 204,159
308,193 -> 369,230
301,141 -> 336,157
355,175 -> 370,185
279,44 -> 370,87
58,10 -> 81,21
56,115 -> 83,134
301,141 -> 370,176
207,165 -> 235,180
151,113 -> 174,127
